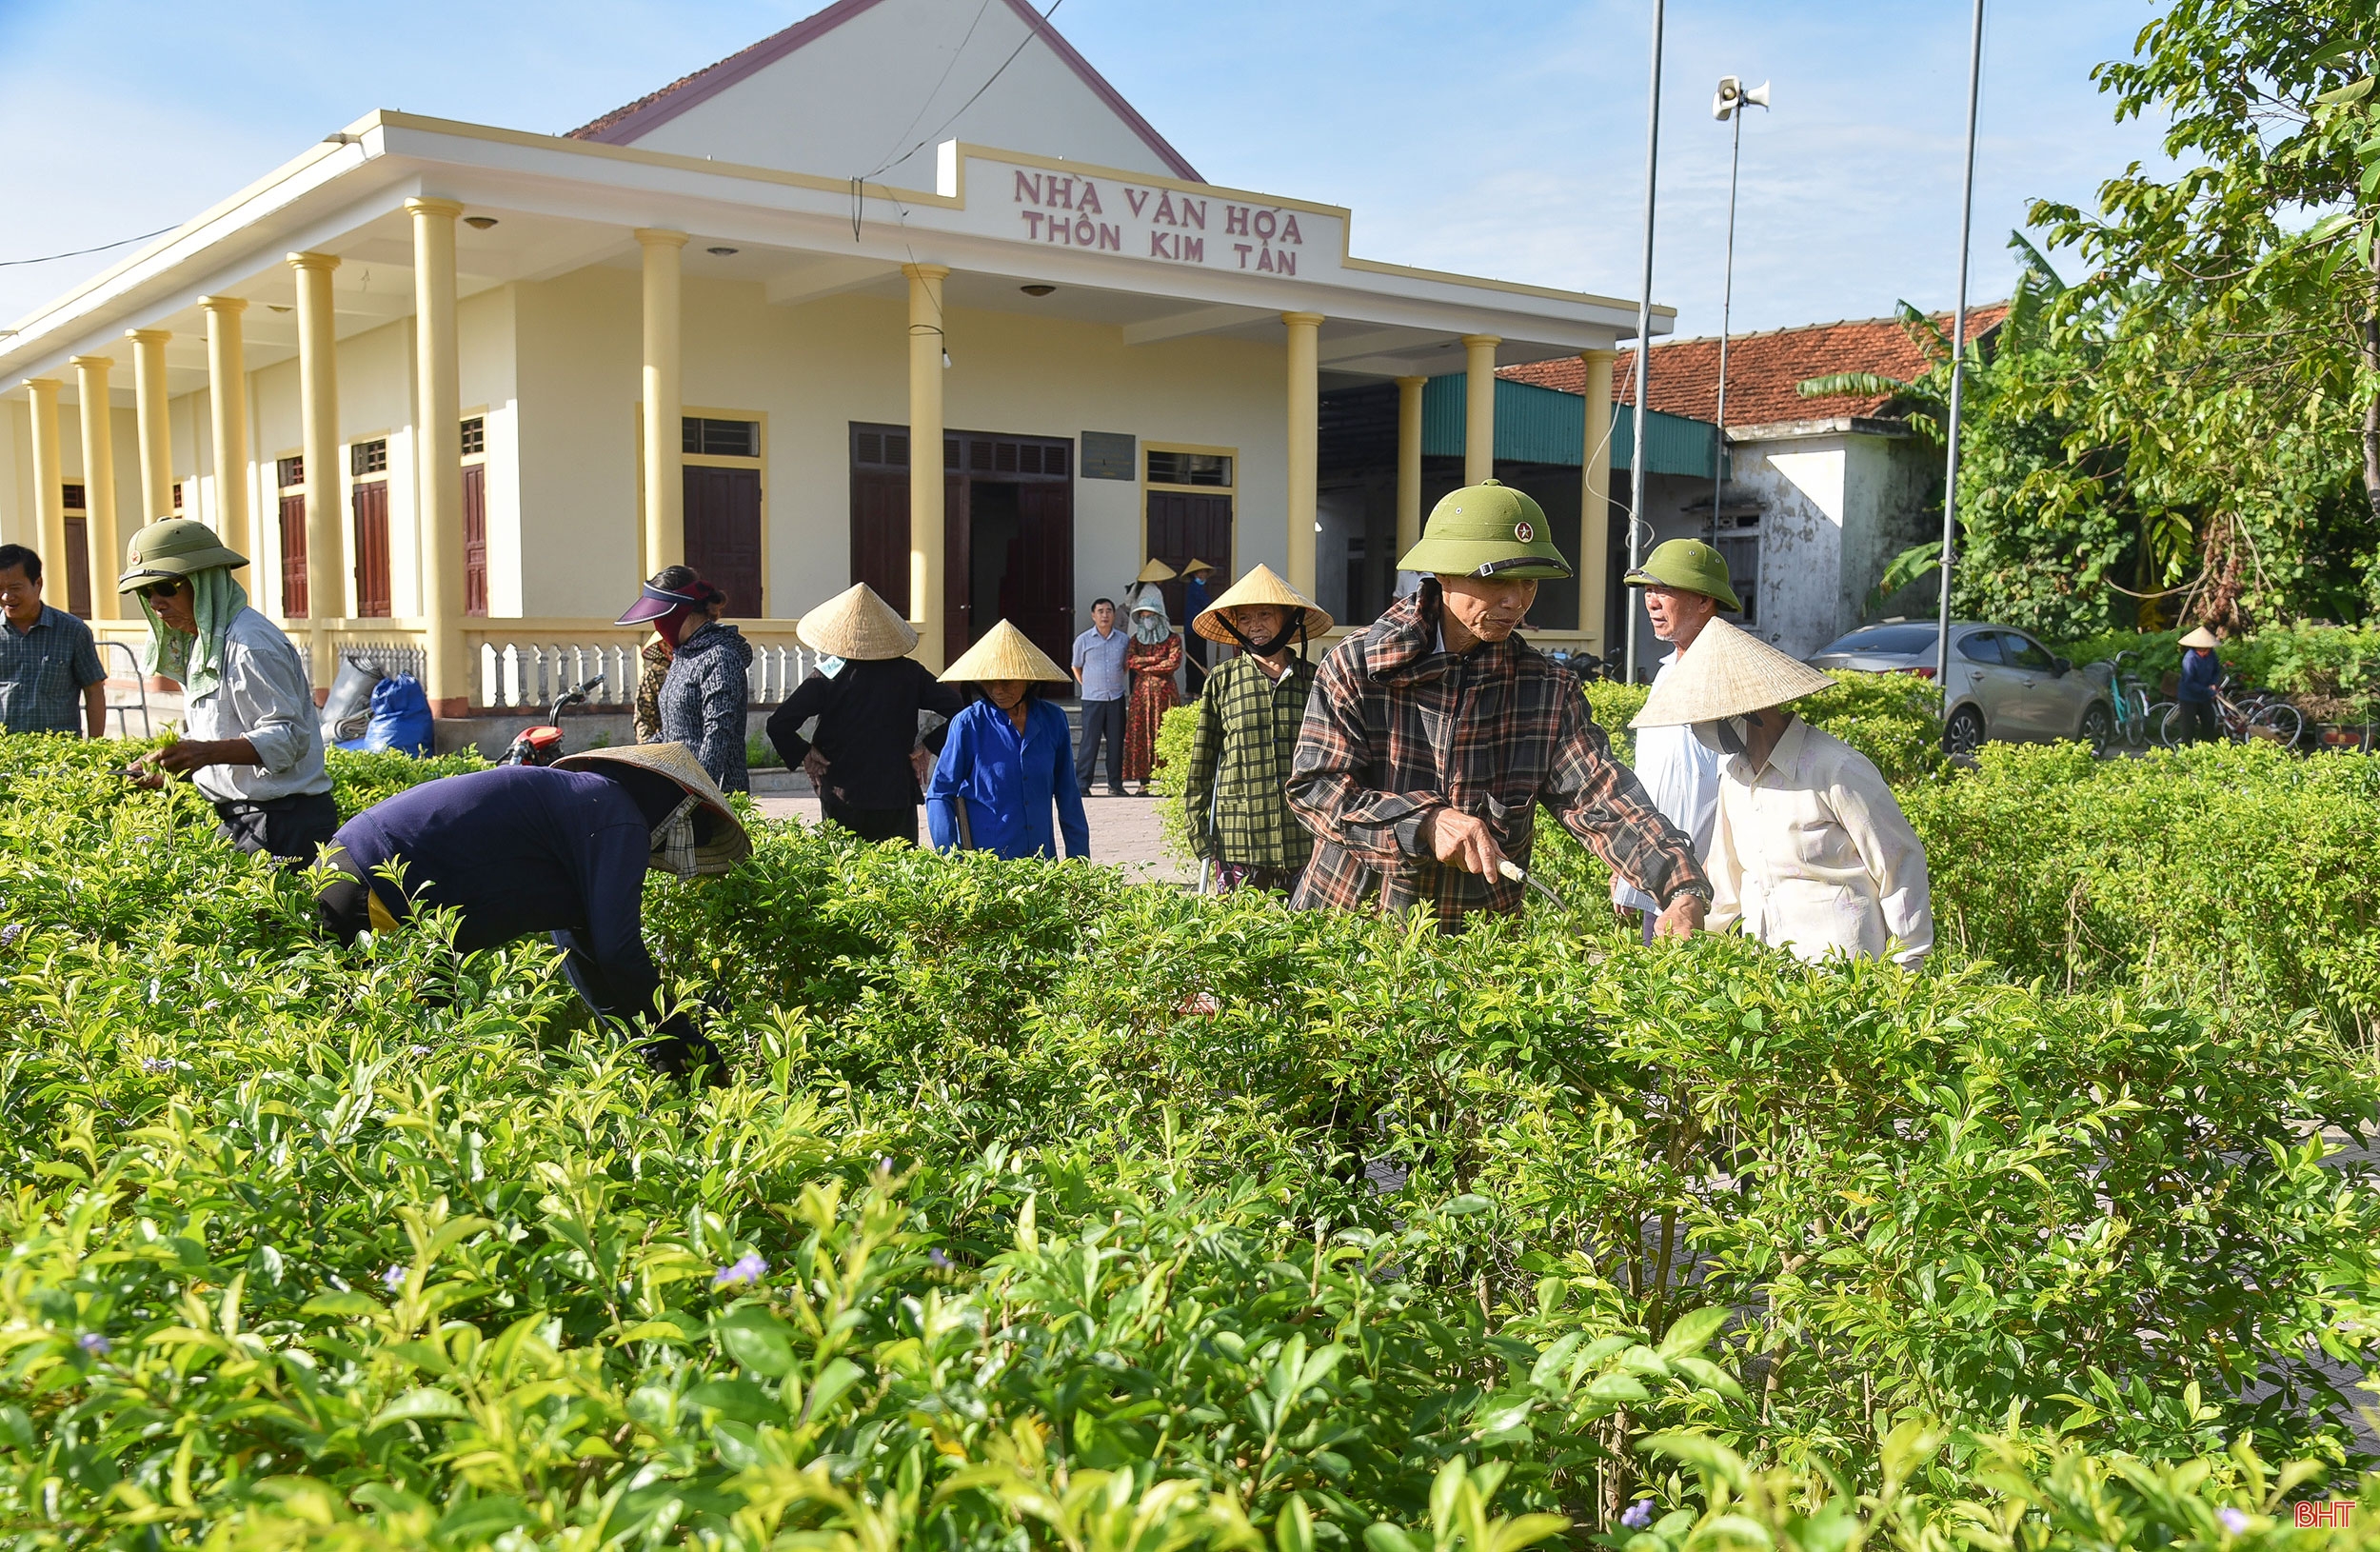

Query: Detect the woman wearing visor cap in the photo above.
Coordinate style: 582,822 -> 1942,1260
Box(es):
617,567 -> 750,791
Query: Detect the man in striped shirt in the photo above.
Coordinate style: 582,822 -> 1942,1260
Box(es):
0,545 -> 108,738
1287,483 -> 1709,931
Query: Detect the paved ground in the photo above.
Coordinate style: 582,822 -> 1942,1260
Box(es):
750,789 -> 1192,886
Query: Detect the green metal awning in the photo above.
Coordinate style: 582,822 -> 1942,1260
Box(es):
1420,374 -> 1720,477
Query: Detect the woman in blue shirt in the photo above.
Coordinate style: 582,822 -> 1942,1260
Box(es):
927,620 -> 1091,860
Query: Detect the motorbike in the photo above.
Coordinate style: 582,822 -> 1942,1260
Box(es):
497,674 -> 605,766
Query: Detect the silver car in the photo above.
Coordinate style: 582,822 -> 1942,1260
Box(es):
1806,620 -> 2115,757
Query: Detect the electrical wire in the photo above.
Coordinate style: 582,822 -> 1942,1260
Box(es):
857,0 -> 1064,189
0,226 -> 177,269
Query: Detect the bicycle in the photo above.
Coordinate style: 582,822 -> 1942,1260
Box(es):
2157,678 -> 2304,750
2106,650 -> 2155,748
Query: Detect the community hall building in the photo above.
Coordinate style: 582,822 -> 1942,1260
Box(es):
0,0 -> 1676,719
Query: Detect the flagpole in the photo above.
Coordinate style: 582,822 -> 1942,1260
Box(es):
1625,0 -> 1665,685
1934,0 -> 1986,695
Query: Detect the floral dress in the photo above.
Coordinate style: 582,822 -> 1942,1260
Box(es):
1122,632 -> 1182,785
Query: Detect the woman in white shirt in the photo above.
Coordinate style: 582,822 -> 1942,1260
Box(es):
1633,618 -> 1932,968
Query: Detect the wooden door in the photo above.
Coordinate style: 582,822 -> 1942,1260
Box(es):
684,466 -> 764,617
851,468 -> 909,615
462,465 -> 487,617
61,514 -> 91,619
1144,491 -> 1233,626
352,480 -> 390,619
279,492 -> 309,617
1014,482 -> 1075,669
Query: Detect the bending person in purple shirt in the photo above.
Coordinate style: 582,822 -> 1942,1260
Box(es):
314,745 -> 751,1078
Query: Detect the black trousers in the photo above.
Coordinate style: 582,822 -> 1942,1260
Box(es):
214,789 -> 341,866
1075,697 -> 1126,793
821,793 -> 919,845
2178,700 -> 2220,744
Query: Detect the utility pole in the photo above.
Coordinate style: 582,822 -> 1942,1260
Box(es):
1625,0 -> 1666,686
1934,0 -> 1986,696
1709,77 -> 1770,547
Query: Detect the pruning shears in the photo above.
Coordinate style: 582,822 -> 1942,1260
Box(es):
1497,858 -> 1568,912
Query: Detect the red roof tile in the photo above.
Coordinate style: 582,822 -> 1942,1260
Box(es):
1501,305 -> 2008,428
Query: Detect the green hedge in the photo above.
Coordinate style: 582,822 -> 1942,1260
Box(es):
1,733 -> 2375,1548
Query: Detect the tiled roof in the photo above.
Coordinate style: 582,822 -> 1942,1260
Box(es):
1499,304 -> 2009,428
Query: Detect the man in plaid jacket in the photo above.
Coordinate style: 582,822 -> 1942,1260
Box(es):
1287,482 -> 1711,931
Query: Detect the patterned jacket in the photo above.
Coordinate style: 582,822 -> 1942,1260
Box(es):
633,635 -> 671,745
659,621 -> 752,793
1181,651 -> 1318,868
1286,580 -> 1708,925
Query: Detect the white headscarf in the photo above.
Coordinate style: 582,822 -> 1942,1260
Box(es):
1129,592 -> 1172,647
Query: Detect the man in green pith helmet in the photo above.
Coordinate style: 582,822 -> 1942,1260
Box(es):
1613,538 -> 1741,940
118,518 -> 337,865
1285,479 -> 1711,930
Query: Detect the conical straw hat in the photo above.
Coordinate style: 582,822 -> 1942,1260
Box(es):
1632,617 -> 1836,727
797,583 -> 919,661
1134,558 -> 1178,585
2178,626 -> 2219,649
1193,564 -> 1335,644
553,741 -> 753,873
939,619 -> 1072,684
1181,557 -> 1217,577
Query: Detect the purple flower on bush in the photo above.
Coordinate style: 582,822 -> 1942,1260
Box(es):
713,1252 -> 767,1289
409,1045 -> 431,1058
0,924 -> 24,948
77,1332 -> 111,1357
2218,1509 -> 2250,1535
927,1248 -> 952,1269
140,1057 -> 173,1076
1619,1502 -> 1655,1531
380,1265 -> 405,1292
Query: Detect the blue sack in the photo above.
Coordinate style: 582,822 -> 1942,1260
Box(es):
335,673 -> 434,756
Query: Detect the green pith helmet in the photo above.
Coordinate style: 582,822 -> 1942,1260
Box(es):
1397,479 -> 1573,581
1622,537 -> 1741,612
117,518 -> 248,593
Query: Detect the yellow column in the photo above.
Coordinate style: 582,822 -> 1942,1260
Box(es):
407,197 -> 467,715
1462,334 -> 1500,486
637,229 -> 687,578
288,251 -> 344,675
1577,348 -> 1617,648
128,329 -> 172,527
904,263 -> 950,668
1282,310 -> 1323,597
71,356 -> 119,620
199,295 -> 251,555
1394,375 -> 1425,564
26,379 -> 67,590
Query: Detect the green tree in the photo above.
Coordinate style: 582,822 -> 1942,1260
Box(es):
1796,248 -> 2142,641
2029,0 -> 2380,628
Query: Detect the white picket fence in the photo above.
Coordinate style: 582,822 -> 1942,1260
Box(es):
471,638 -> 824,710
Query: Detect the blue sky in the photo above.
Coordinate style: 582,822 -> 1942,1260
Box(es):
0,0 -> 2172,340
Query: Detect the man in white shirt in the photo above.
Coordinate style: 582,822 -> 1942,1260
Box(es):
119,519 -> 336,864
1070,597 -> 1129,796
1612,539 -> 1740,939
1633,618 -> 1933,968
